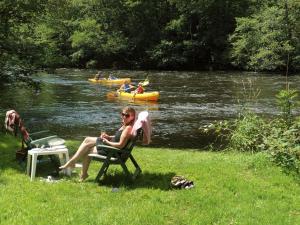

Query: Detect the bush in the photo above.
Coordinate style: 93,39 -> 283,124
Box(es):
276,89 -> 298,127
0,60 -> 40,89
225,114 -> 300,174
198,120 -> 232,150
203,88 -> 300,174
263,118 -> 300,174
229,112 -> 267,153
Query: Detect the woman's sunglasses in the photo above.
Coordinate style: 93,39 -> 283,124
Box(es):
121,112 -> 130,118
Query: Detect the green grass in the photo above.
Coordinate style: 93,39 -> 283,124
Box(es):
0,134 -> 299,225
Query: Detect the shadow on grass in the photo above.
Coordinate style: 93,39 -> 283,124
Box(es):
0,132 -> 69,175
1,156 -> 61,180
89,171 -> 176,191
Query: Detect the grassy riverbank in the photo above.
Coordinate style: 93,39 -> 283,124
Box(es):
0,134 -> 299,225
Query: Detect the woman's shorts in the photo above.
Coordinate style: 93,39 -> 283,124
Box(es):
96,137 -> 108,155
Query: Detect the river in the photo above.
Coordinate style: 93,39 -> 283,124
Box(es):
1,69 -> 300,149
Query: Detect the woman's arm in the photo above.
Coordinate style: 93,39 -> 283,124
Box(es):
130,84 -> 136,90
118,84 -> 125,92
100,132 -> 113,141
102,126 -> 132,149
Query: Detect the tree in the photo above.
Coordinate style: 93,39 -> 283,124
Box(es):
0,0 -> 47,86
148,0 -> 259,70
229,0 -> 300,71
33,0 -> 80,68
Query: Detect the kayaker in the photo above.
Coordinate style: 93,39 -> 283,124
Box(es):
118,80 -> 135,93
94,71 -> 103,80
108,74 -> 117,80
134,82 -> 144,94
59,106 -> 136,182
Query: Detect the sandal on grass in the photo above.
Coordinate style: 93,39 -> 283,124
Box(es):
170,175 -> 194,189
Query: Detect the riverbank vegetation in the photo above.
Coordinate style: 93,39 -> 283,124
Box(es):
1,0 -> 299,86
201,88 -> 300,175
0,134 -> 299,225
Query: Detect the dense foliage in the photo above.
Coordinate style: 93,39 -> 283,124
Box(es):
0,0 -> 299,85
201,88 -> 300,174
0,0 -> 46,87
229,0 -> 300,71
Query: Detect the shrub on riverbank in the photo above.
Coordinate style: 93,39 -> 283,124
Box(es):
231,114 -> 300,174
233,89 -> 300,174
200,89 -> 300,174
0,133 -> 299,225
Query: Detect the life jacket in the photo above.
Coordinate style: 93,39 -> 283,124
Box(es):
136,86 -> 144,94
124,83 -> 131,93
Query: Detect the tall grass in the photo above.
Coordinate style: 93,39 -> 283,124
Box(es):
0,134 -> 299,224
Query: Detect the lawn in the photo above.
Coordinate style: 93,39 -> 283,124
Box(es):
0,134 -> 299,225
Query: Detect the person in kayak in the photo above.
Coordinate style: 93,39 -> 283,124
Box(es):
94,71 -> 104,80
118,80 -> 135,93
59,106 -> 136,182
133,82 -> 144,94
108,74 -> 118,80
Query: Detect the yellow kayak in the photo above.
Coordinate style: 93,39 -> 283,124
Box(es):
88,78 -> 131,84
117,91 -> 159,101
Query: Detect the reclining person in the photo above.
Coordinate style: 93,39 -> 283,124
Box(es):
59,106 -> 136,182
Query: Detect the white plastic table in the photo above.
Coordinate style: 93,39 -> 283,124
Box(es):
27,146 -> 71,181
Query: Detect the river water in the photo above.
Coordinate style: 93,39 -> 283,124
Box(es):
1,69 -> 300,149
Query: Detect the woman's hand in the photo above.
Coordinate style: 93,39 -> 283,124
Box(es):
100,132 -> 109,139
102,137 -> 108,144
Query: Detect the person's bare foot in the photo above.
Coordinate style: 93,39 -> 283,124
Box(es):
59,161 -> 75,170
79,173 -> 89,182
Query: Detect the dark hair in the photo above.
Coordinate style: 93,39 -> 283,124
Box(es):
123,106 -> 136,124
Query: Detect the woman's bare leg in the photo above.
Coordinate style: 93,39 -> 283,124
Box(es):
59,137 -> 97,169
80,147 -> 98,181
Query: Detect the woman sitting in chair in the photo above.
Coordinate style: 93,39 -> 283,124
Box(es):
59,106 -> 136,181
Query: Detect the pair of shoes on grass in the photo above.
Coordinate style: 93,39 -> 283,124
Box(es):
170,175 -> 194,189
